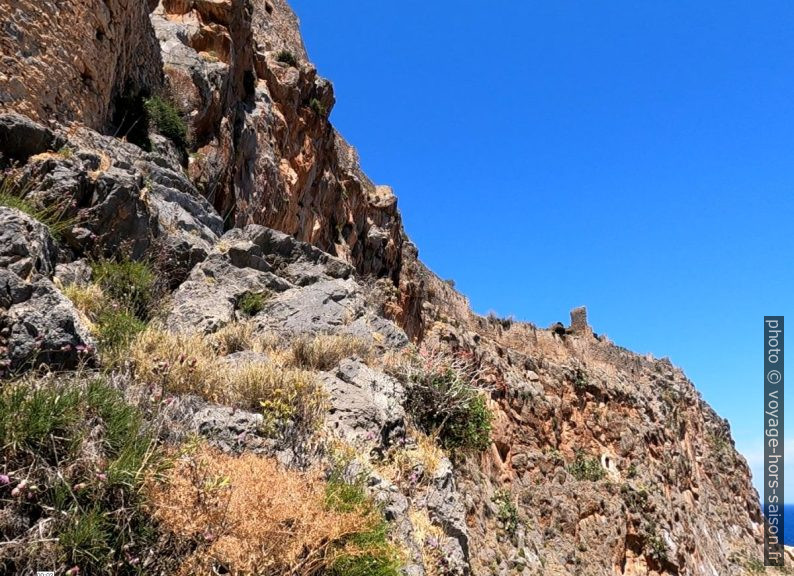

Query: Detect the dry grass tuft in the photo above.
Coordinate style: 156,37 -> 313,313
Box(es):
129,328 -> 219,398
129,328 -> 327,434
148,444 -> 395,576
288,333 -> 372,371
63,282 -> 107,325
408,509 -> 446,576
379,428 -> 444,489
208,321 -> 255,355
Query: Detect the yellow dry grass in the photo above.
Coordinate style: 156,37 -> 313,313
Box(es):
129,327 -> 326,428
287,333 -> 372,371
408,509 -> 445,576
378,428 -> 444,487
147,444 -> 382,576
62,282 -> 106,325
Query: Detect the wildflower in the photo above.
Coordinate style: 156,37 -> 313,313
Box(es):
66,566 -> 81,576
96,472 -> 107,482
0,474 -> 10,485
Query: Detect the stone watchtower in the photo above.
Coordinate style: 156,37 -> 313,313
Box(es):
569,306 -> 592,336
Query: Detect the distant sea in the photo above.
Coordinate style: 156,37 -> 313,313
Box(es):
786,505 -> 794,546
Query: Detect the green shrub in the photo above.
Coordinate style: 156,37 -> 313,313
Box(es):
568,451 -> 605,481
646,531 -> 668,564
310,97 -> 327,116
620,484 -> 649,514
276,49 -> 298,67
574,369 -> 588,391
95,308 -> 147,357
145,95 -> 187,147
744,557 -> 766,573
0,376 -> 159,574
237,291 -> 267,317
403,350 -> 493,452
493,488 -> 520,536
328,519 -> 401,576
92,259 -> 156,319
325,466 -> 401,576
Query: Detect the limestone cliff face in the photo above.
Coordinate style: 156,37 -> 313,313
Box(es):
0,2 -> 776,575
0,0 -> 162,130
151,0 -> 404,282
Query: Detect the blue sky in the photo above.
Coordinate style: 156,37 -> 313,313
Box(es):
290,0 -> 794,499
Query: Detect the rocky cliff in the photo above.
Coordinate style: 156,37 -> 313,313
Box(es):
0,2 -> 781,575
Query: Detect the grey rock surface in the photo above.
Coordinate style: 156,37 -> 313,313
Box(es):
320,358 -> 406,449
0,207 -> 95,373
168,224 -> 409,347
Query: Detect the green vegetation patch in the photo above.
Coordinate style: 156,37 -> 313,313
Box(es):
145,95 -> 187,147
403,351 -> 493,453
0,375 -> 160,575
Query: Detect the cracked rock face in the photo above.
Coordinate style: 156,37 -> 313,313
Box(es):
0,0 -> 162,129
321,358 -> 406,450
167,224 -> 409,348
0,208 -> 95,374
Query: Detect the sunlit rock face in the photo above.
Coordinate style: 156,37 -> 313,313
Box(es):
0,1 -> 777,574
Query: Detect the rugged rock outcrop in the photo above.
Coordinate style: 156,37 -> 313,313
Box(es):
0,0 -> 162,129
0,1 -> 778,575
0,207 -> 95,374
150,0 -> 405,281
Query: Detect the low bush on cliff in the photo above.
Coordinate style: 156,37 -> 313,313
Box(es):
64,259 -> 159,359
0,374 -> 161,575
492,488 -> 520,537
237,290 -> 267,317
567,451 -> 606,481
92,258 -> 157,319
277,49 -> 299,67
147,443 -> 400,575
145,95 -> 187,148
401,349 -> 493,453
310,97 -> 328,117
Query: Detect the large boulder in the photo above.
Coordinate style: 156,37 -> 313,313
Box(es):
320,358 -> 406,449
0,207 -> 95,375
0,115 -> 223,283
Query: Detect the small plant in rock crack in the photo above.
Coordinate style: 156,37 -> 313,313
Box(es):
276,49 -> 298,67
620,483 -> 649,514
310,98 -> 327,117
743,556 -> 766,574
492,488 -> 520,537
237,291 -> 267,317
573,368 -> 588,391
144,94 -> 187,148
645,529 -> 668,564
567,450 -> 605,481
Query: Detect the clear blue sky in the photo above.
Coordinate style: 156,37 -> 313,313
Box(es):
290,0 -> 794,499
